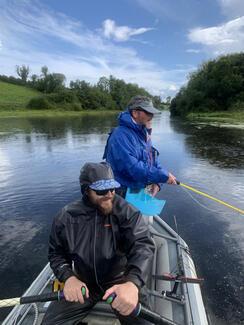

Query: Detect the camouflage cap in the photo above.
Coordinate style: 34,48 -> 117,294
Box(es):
127,95 -> 160,114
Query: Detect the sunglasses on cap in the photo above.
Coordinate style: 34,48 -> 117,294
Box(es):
93,188 -> 115,196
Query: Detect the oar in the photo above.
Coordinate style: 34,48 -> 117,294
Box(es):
176,181 -> 244,215
0,291 -> 64,308
107,292 -> 178,325
0,291 -> 178,325
0,287 -> 87,308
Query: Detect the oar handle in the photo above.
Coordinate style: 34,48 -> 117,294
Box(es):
21,291 -> 64,304
0,286 -> 86,308
0,291 -> 65,308
106,292 -> 141,316
106,293 -> 176,325
1,290 -> 177,324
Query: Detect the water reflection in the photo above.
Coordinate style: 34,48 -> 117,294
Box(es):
0,113 -> 118,140
170,118 -> 244,169
0,112 -> 243,324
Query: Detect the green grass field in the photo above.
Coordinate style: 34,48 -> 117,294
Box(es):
0,81 -> 40,110
0,109 -> 120,118
187,111 -> 244,124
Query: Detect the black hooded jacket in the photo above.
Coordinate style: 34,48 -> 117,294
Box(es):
48,194 -> 155,293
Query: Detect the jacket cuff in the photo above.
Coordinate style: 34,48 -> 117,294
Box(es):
58,268 -> 75,283
124,274 -> 143,289
156,183 -> 162,191
161,170 -> 169,183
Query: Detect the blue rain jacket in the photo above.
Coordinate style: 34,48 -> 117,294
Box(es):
103,111 -> 169,189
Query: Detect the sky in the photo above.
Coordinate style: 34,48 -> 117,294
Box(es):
0,0 -> 244,99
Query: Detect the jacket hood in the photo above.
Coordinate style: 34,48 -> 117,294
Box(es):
118,111 -> 146,135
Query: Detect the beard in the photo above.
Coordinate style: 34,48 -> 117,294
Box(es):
97,197 -> 113,215
87,189 -> 114,215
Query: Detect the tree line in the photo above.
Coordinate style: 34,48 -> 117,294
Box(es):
0,65 -> 166,111
170,53 -> 244,116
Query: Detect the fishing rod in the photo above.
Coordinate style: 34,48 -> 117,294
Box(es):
0,290 -> 178,325
176,181 -> 244,215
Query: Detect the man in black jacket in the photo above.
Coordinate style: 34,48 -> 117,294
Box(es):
42,162 -> 155,324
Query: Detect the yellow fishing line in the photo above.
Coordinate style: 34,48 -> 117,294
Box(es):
179,182 -> 244,215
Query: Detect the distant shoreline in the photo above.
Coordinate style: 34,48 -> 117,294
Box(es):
0,110 -> 243,128
0,109 -> 120,118
186,111 -> 244,128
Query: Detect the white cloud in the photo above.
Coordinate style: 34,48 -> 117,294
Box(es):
188,16 -> 244,55
186,49 -> 201,54
0,0 -> 190,97
218,0 -> 244,18
102,19 -> 154,42
168,85 -> 178,91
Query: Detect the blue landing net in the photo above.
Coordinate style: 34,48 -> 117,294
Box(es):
125,188 -> 166,216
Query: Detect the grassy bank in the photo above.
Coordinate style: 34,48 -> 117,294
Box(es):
0,109 -> 120,118
0,81 -> 120,118
187,111 -> 244,125
0,81 -> 40,110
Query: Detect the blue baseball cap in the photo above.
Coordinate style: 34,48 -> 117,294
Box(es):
79,162 -> 120,190
89,179 -> 120,190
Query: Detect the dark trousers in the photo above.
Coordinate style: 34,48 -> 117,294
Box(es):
41,287 -> 152,325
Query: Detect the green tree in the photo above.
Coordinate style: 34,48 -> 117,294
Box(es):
69,75 -> 157,110
166,96 -> 171,105
170,53 -> 244,116
41,66 -> 48,78
30,74 -> 38,86
70,80 -> 116,110
152,96 -> 161,108
34,67 -> 66,93
97,76 -> 110,92
107,75 -> 151,110
16,65 -> 30,82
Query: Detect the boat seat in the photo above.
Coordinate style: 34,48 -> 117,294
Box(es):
145,215 -> 174,321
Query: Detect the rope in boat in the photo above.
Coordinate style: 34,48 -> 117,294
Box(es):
177,181 -> 244,215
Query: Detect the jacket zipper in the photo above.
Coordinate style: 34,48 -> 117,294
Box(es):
93,211 -> 104,292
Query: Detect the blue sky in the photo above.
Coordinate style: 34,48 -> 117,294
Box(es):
0,0 -> 244,98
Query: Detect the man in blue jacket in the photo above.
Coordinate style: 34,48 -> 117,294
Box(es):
103,95 -> 176,197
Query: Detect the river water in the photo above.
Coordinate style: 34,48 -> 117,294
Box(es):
0,111 -> 243,324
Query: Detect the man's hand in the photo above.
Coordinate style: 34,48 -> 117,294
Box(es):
103,281 -> 139,316
146,184 -> 160,197
167,172 -> 177,185
64,276 -> 89,304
